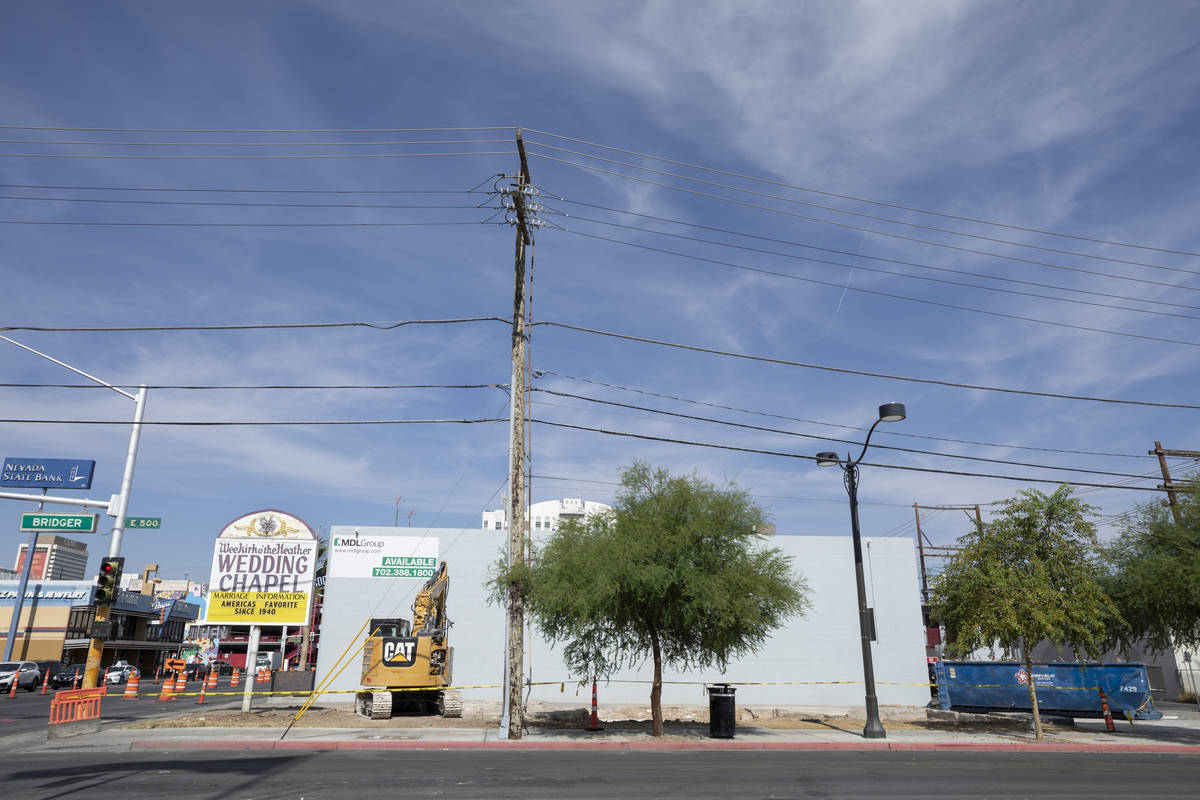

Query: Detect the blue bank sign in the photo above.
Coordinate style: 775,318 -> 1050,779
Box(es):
1,457 -> 95,489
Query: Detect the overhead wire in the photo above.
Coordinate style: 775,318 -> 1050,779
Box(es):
0,151 -> 518,160
536,321 -> 1200,409
0,317 -> 509,333
549,198 -> 1200,314
530,419 -> 1162,492
524,138 -> 1200,276
0,417 -> 507,426
530,151 -> 1200,291
0,138 -> 512,147
0,382 -> 506,391
523,127 -> 1200,259
534,369 -> 1152,460
0,194 -> 500,211
556,230 -> 1200,348
0,125 -> 517,133
533,387 -> 1156,480
0,183 -> 484,195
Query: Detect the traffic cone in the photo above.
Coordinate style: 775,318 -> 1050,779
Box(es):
586,676 -> 603,732
206,669 -> 218,690
196,676 -> 208,705
40,676 -> 48,695
6,678 -> 15,699
72,672 -> 80,690
231,667 -> 240,687
154,666 -> 161,684
123,671 -> 140,699
175,672 -> 186,693
157,675 -> 175,702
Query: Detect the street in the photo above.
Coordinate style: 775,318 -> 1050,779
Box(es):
0,749 -> 1197,799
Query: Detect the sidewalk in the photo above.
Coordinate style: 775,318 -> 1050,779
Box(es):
16,702 -> 1200,754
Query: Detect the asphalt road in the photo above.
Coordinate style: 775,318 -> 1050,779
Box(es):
0,683 -> 248,741
0,749 -> 1196,799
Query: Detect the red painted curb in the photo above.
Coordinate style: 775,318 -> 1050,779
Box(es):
129,739 -> 1200,754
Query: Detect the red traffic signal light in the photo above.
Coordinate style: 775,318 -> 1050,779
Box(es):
92,556 -> 124,606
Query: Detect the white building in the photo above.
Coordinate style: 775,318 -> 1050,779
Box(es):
316,525 -> 930,707
481,497 -> 612,535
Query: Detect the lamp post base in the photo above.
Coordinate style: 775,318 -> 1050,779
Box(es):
862,696 -> 886,739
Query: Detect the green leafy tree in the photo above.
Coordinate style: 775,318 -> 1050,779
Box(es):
928,485 -> 1120,741
490,462 -> 809,736
1102,476 -> 1200,655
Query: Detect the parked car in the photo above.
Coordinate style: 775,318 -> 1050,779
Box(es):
0,661 -> 42,692
209,659 -> 235,676
49,664 -> 85,689
106,664 -> 140,685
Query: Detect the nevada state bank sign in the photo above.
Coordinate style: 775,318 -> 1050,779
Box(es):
205,509 -> 317,625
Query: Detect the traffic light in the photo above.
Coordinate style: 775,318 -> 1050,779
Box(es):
92,557 -> 124,606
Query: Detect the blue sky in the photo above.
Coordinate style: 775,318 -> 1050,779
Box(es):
2,1 -> 1200,583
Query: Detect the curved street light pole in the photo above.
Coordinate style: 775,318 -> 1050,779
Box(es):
817,402 -> 905,740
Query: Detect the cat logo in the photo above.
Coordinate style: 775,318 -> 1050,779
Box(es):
381,637 -> 417,667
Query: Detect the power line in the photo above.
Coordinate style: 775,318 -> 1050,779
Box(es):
558,212 -> 1200,322
532,151 -> 1200,291
531,418 -> 1162,492
0,183 -> 481,195
536,321 -> 1200,410
0,383 -> 501,393
0,138 -> 511,147
0,418 -> 506,426
0,220 -> 499,228
0,151 -> 517,160
0,125 -> 517,133
0,317 -> 509,333
533,387 -> 1154,480
0,194 -> 498,211
535,369 -> 1151,460
526,138 -> 1200,275
551,197 -> 1200,313
557,231 -> 1200,349
524,127 -> 1200,259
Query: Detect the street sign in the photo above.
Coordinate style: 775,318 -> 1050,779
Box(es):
18,512 -> 100,533
2,457 -> 95,489
125,517 -> 161,529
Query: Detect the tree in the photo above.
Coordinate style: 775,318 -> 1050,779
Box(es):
1102,476 -> 1200,655
928,485 -> 1120,741
490,462 -> 809,736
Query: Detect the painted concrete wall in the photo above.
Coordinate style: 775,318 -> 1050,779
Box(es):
315,526 -> 930,707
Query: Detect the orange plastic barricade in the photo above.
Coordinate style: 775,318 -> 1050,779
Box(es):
49,687 -> 105,725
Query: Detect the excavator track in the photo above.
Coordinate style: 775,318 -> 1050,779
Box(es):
356,690 -> 393,720
438,690 -> 463,718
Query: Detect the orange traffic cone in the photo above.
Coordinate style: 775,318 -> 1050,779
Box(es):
154,666 -> 161,684
196,676 -> 208,705
6,678 -> 15,699
123,671 -> 140,699
206,669 -> 218,690
72,672 -> 80,690
230,667 -> 240,687
40,675 -> 48,695
157,674 -> 175,702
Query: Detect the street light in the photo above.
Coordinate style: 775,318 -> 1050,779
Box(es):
816,401 -> 906,739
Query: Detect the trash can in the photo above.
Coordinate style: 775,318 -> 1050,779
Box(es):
708,683 -> 736,739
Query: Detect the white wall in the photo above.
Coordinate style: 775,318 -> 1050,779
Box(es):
316,526 -> 929,707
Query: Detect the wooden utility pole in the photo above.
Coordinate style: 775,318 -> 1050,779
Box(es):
1150,441 -> 1199,526
503,129 -> 533,740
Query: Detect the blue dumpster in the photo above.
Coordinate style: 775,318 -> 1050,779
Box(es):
934,661 -> 1161,720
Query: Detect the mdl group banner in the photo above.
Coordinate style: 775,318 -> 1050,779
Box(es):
205,510 -> 317,625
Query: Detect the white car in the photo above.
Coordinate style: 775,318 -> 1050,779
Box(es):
106,665 -> 140,684
0,661 -> 41,692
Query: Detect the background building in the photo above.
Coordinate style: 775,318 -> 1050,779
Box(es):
482,497 -> 612,533
14,535 -> 88,580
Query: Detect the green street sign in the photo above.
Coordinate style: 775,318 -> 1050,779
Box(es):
125,516 -> 162,529
19,512 -> 99,533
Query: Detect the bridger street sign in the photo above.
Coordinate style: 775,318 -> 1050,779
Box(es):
19,512 -> 100,533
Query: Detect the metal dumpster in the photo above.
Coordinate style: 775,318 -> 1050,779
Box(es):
934,660 -> 1161,720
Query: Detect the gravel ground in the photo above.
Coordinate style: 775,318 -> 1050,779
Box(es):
119,698 -> 1057,734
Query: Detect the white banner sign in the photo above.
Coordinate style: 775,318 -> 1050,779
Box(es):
328,533 -> 438,579
206,509 -> 317,625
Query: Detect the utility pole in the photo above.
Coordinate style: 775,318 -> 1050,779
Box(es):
501,128 -> 533,740
1150,441 -> 1199,526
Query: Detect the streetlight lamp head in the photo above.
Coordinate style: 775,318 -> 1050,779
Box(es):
816,451 -> 841,467
878,402 -> 906,423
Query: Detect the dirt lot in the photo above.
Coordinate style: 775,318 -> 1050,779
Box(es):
120,699 -> 1058,734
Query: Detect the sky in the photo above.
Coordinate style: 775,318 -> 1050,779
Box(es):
2,1 -> 1199,586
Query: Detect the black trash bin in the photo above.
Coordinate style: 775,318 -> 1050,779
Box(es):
708,683 -> 736,739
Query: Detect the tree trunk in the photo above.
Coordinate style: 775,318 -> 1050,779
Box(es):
649,625 -> 663,737
1024,651 -> 1044,742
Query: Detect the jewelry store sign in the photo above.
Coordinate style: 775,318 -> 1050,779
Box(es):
205,509 -> 317,625
328,533 -> 438,579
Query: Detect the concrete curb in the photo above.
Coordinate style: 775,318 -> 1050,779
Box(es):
128,739 -> 1200,754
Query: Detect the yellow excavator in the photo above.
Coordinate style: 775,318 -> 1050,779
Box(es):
355,561 -> 461,719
